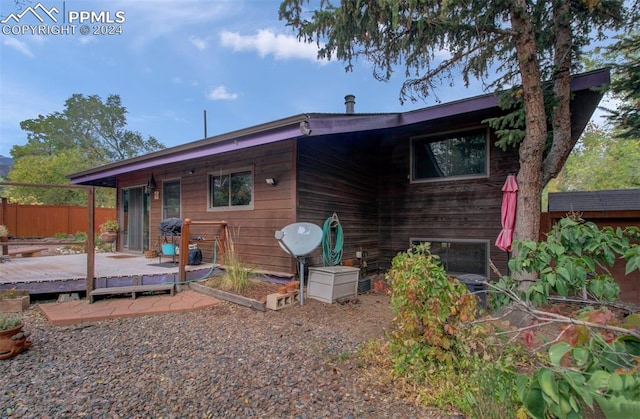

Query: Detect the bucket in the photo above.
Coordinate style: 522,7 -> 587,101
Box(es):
144,250 -> 158,259
162,243 -> 176,256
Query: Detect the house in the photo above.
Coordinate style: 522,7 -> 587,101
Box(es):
68,69 -> 609,281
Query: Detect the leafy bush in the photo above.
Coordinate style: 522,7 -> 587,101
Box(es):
492,216 -> 640,310
489,216 -> 640,418
98,220 -> 119,233
73,231 -> 87,242
517,314 -> 640,418
385,243 -> 524,413
387,244 -> 478,367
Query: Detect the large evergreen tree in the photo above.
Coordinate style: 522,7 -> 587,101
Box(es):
279,0 -> 636,255
605,30 -> 640,138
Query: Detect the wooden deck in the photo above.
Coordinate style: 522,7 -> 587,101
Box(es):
0,253 -> 216,295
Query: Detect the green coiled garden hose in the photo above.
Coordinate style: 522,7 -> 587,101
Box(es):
322,213 -> 343,266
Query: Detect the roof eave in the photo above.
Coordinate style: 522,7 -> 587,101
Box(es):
70,69 -> 610,186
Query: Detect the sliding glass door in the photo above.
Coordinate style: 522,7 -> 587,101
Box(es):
121,187 -> 149,252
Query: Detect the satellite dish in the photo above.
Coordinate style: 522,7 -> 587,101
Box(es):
275,222 -> 323,257
274,222 -> 323,305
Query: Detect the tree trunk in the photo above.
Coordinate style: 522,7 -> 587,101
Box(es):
542,0 -> 573,185
510,0 -> 547,249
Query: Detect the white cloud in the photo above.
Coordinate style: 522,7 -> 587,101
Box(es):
219,29 -> 326,64
189,35 -> 208,51
3,37 -> 34,58
111,0 -> 235,50
76,36 -> 97,46
206,85 -> 238,101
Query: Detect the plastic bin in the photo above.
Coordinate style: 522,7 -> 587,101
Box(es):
455,273 -> 488,307
307,266 -> 359,303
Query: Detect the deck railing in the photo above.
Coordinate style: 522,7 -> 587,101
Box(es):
179,219 -> 227,283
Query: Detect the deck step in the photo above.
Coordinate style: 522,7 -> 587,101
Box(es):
89,284 -> 175,303
7,246 -> 48,257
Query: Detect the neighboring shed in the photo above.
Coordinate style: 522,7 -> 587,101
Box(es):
546,189 -> 640,305
69,70 -> 609,282
549,189 -> 640,213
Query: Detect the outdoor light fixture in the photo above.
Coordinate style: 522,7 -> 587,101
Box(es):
299,120 -> 312,136
265,178 -> 278,187
146,173 -> 157,195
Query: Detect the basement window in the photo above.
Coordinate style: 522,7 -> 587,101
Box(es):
411,127 -> 488,182
208,167 -> 254,211
410,238 -> 489,278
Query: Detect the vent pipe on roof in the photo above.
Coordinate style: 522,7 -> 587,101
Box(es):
344,94 -> 356,114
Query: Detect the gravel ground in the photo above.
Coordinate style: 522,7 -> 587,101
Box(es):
0,293 -> 451,418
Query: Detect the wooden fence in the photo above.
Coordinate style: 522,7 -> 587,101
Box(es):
0,200 -> 115,238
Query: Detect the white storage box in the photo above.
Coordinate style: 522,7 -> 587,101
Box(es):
307,266 -> 359,303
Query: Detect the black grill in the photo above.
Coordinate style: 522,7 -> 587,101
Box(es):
158,218 -> 182,236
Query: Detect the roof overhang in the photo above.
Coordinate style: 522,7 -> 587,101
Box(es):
69,69 -> 609,187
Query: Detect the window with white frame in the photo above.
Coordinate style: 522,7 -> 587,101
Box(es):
208,167 -> 253,211
411,127 -> 488,181
411,239 -> 488,277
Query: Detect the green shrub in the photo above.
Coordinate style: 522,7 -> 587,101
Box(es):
73,231 -> 87,242
492,216 -> 640,310
385,243 -> 524,413
387,243 -> 478,367
490,215 -> 640,418
517,326 -> 640,419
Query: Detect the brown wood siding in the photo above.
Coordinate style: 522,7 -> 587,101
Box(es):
114,123 -> 521,279
297,133 -> 380,269
377,128 -> 520,279
117,140 -> 297,274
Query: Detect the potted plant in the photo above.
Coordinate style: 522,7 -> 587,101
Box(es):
98,220 -> 119,244
0,288 -> 30,313
0,313 -> 32,360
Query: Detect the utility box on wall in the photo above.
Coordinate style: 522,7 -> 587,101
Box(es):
307,266 -> 360,303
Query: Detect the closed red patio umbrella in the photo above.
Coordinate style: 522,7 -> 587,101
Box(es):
495,174 -> 518,252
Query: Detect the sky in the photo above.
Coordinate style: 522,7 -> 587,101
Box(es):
0,0 -> 612,159
0,0 -> 490,159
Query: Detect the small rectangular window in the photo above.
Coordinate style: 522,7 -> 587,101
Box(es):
411,238 -> 488,277
412,127 -> 488,181
162,179 -> 181,219
208,167 -> 253,211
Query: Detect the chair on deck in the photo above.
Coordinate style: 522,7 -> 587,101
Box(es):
158,218 -> 182,264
